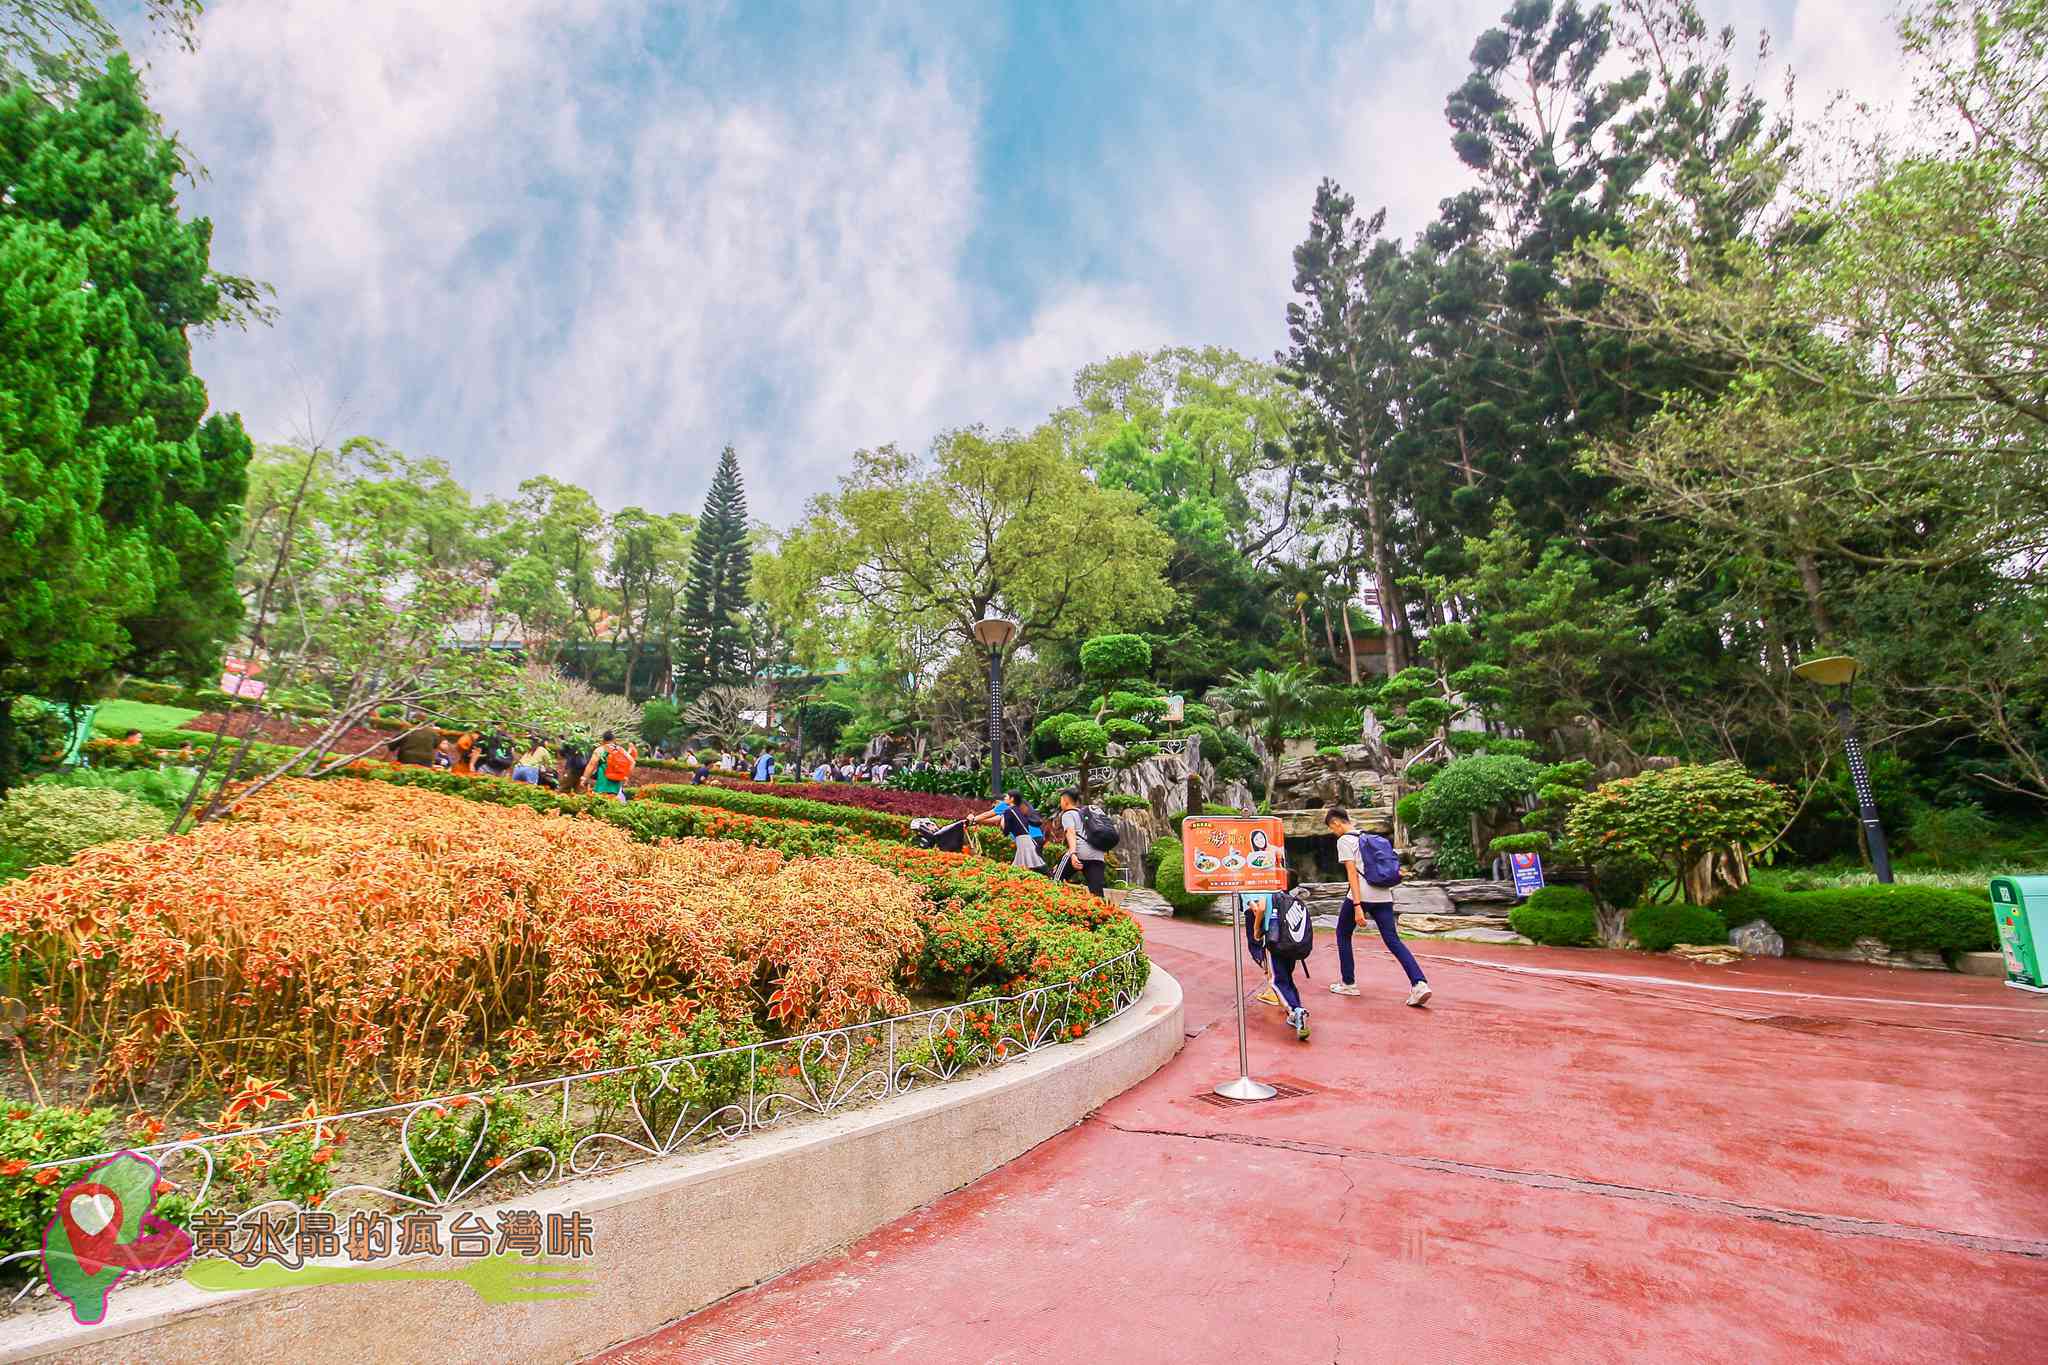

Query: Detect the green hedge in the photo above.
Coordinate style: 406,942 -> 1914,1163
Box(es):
1509,886 -> 1598,947
636,782 -> 1010,859
640,782 -> 912,840
1150,837 -> 1216,914
1715,884 -> 1996,954
1626,903 -> 1729,953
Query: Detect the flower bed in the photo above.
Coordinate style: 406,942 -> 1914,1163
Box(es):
0,779 -> 929,1113
0,764 -> 1149,1274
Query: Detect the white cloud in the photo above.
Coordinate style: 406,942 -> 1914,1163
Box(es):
148,0 -> 1916,526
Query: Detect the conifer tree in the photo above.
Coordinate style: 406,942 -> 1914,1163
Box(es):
676,446 -> 753,698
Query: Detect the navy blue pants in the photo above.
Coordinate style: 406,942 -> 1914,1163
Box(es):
1246,922 -> 1305,1012
1338,899 -> 1426,987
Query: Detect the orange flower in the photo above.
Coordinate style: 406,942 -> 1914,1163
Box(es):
0,1159 -> 27,1177
34,1168 -> 59,1186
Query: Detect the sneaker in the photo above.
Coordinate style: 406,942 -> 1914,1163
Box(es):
1292,1008 -> 1311,1041
1406,981 -> 1433,1008
1253,986 -> 1284,1008
1328,982 -> 1361,997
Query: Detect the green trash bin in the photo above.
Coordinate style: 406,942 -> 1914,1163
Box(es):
1989,876 -> 2048,994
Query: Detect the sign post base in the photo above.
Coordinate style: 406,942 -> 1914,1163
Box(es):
1215,1075 -> 1277,1101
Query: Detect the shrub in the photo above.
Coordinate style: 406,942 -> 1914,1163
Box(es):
1104,718 -> 1150,744
1902,803 -> 2002,869
1413,754 -> 1544,837
36,766 -> 197,816
1563,762 -> 1790,904
1100,794 -> 1148,812
639,698 -> 681,748
1591,859 -> 1654,911
0,785 -> 166,879
1150,837 -> 1216,915
1510,886 -> 1598,946
1626,903 -> 1730,952
0,1105 -> 120,1261
1714,884 -> 1996,954
1079,634 -> 1151,682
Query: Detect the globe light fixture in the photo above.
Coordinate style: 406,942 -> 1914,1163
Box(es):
1794,654 -> 1893,883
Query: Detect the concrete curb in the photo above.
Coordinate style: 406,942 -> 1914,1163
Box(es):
1,965 -> 1184,1365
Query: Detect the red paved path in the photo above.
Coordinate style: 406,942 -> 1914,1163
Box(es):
598,917 -> 2048,1364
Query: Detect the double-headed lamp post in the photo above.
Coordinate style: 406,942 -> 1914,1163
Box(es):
1793,654 -> 1893,884
971,610 -> 1020,802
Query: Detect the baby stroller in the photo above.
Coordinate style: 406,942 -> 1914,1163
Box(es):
910,818 -> 968,853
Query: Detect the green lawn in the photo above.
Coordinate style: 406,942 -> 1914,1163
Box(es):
91,699 -> 203,736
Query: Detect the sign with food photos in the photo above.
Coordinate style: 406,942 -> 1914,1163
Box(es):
1181,816 -> 1287,893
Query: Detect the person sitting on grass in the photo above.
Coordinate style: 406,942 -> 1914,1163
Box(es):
1324,807 -> 1431,1008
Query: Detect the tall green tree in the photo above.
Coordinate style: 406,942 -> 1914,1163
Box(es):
0,56 -> 254,793
677,445 -> 754,698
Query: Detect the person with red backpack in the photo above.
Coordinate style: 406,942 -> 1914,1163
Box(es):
582,730 -> 638,802
1324,806 -> 1431,1007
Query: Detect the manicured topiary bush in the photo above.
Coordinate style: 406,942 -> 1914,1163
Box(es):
1626,903 -> 1730,953
1714,884 -> 1996,954
1151,836 -> 1215,915
1509,885 -> 1599,947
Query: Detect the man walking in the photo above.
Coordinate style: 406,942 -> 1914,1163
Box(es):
1324,807 -> 1431,1007
1052,788 -> 1108,898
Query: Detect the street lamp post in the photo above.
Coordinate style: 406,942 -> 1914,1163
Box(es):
1793,654 -> 1893,884
971,610 -> 1020,802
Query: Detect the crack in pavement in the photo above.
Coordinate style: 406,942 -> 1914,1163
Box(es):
1096,1119 -> 2048,1261
1328,1160 -> 1357,1364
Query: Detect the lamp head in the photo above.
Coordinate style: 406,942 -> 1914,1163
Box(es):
971,611 -> 1019,651
1792,655 -> 1860,689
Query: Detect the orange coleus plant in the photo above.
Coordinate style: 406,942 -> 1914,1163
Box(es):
0,779 -> 927,1111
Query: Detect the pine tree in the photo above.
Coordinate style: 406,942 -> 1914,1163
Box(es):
677,446 -> 754,698
0,57 -> 255,794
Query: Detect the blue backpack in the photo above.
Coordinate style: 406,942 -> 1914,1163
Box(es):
1357,833 -> 1403,889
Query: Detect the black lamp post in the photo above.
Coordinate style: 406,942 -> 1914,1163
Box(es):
1794,654 -> 1893,884
971,610 -> 1019,802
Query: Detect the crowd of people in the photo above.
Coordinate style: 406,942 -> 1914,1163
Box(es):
384,723 -> 639,801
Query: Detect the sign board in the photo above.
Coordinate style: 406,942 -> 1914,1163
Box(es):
220,672 -> 267,700
1182,816 -> 1288,893
1164,694 -> 1185,724
1510,851 -> 1545,898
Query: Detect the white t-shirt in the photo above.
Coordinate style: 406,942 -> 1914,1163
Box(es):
1336,831 -> 1393,905
1060,808 -> 1105,861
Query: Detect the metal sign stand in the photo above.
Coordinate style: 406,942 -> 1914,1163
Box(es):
1215,891 -> 1277,1101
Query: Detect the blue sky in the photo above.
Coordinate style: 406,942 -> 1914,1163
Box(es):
132,0 -> 1890,524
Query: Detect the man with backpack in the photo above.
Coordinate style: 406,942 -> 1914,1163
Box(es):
1052,788 -> 1117,898
1324,807 -> 1432,1007
1245,872 -> 1314,1041
583,730 -> 637,802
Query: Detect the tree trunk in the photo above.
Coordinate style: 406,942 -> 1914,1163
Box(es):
1796,552 -> 1833,641
1681,847 -> 1751,906
0,690 -> 14,801
1339,574 -> 1360,685
1595,903 -> 1630,947
1357,446 -> 1404,677
1320,597 -> 1342,671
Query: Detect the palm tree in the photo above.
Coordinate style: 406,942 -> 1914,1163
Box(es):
1216,664 -> 1316,808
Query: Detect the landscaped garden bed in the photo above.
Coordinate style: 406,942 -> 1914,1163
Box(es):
0,775 -> 1145,1279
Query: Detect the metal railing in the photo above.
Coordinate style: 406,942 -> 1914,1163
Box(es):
2,948 -> 1150,1299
